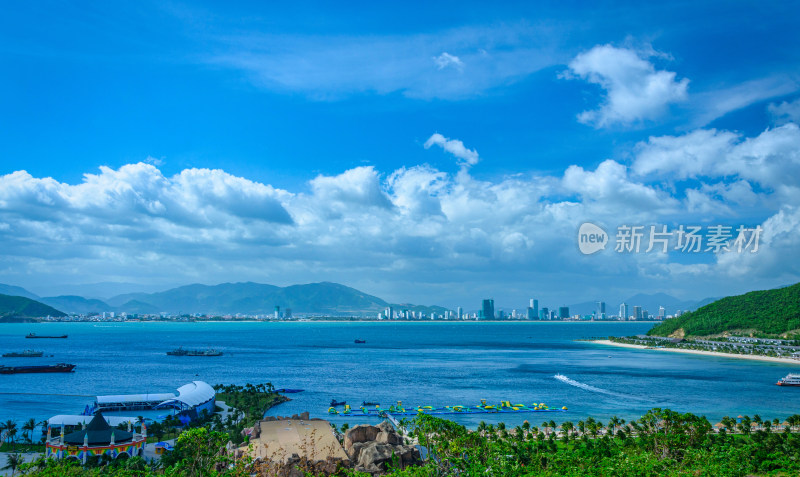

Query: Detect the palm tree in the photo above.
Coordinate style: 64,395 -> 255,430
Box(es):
561,421 -> 574,441
608,416 -> 621,437
4,421 -> 17,448
21,419 -> 36,445
541,421 -> 549,437
3,453 -> 23,477
753,414 -> 762,431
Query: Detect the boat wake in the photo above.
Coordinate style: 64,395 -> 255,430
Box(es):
554,374 -> 649,401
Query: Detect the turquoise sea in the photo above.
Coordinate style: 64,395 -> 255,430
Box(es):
1,321 -> 799,428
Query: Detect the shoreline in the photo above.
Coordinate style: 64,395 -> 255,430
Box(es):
591,339 -> 800,365
13,319 -> 663,325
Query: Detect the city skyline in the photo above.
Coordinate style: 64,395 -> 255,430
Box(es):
2,2 -> 800,307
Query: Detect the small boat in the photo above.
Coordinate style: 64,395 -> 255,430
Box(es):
0,363 -> 75,374
354,339 -> 366,344
276,388 -> 304,394
777,374 -> 800,386
2,350 -> 44,358
25,333 -> 67,339
330,399 -> 346,407
362,401 -> 380,406
166,347 -> 223,356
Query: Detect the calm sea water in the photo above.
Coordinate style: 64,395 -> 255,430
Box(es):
1,321 -> 798,428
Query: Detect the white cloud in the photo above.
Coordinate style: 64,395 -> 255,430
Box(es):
691,76 -> 798,127
433,52 -> 464,71
769,97 -> 800,125
716,206 -> 800,279
633,123 -> 800,193
562,159 -> 676,214
2,123 -> 800,306
566,44 -> 689,127
424,133 -> 480,166
207,24 -> 560,100
308,166 -> 393,212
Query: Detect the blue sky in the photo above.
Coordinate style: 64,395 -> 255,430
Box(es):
1,1 -> 800,310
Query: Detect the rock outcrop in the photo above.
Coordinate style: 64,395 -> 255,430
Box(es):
343,420 -> 422,475
254,454 -> 350,477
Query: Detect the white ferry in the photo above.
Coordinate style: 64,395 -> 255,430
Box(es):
776,374 -> 800,386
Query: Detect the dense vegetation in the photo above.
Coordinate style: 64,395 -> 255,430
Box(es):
9,409 -> 800,476
0,294 -> 65,319
649,282 -> 800,337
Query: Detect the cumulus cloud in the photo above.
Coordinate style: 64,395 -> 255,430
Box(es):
632,123 -> 800,192
562,159 -> 677,214
424,133 -> 480,166
308,166 -> 393,212
565,44 -> 689,127
433,52 -> 464,71
2,122 -> 800,306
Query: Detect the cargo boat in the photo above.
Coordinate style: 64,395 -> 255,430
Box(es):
777,374 -> 800,386
25,333 -> 68,339
2,350 -> 44,358
0,363 -> 75,374
166,347 -> 223,357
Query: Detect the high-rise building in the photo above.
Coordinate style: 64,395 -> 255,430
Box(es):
481,299 -> 495,320
559,306 -> 570,319
658,306 -> 665,319
457,307 -> 463,319
619,303 -> 628,320
540,307 -> 549,320
274,305 -> 280,320
633,306 -> 642,321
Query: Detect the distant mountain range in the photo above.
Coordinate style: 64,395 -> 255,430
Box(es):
0,280 -> 718,318
0,281 -> 449,316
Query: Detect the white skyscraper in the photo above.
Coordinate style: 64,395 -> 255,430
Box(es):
619,303 -> 628,320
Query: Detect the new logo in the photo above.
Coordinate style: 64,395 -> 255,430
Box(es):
578,223 -> 607,255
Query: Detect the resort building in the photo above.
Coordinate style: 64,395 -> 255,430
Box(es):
90,380 -> 216,420
45,412 -> 146,462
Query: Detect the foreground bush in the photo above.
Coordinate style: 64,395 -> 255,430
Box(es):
16,408 -> 800,476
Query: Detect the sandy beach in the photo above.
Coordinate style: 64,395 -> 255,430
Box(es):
591,340 -> 800,365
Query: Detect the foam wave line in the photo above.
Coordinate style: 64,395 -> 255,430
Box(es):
554,374 -> 648,401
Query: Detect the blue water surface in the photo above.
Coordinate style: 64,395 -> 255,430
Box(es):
1,321 -> 798,428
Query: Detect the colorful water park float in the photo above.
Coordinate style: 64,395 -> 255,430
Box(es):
328,399 -> 567,417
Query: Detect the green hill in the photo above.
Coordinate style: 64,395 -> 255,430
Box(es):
0,294 -> 67,319
648,282 -> 800,337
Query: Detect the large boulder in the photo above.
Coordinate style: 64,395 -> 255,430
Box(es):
343,420 -> 421,474
356,443 -> 422,473
344,424 -> 380,453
